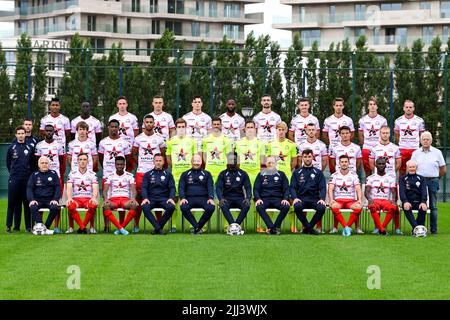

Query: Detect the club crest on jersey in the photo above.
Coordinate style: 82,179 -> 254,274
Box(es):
24,149 -> 29,155
274,176 -> 279,181
161,176 -> 166,180
236,177 -> 240,181
416,181 -> 421,187
199,175 -> 204,180
311,173 -> 315,179
48,177 -> 53,181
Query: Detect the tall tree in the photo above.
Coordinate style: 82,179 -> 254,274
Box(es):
31,48 -> 47,131
13,33 -> 32,127
0,43 -> 12,141
394,46 -> 413,119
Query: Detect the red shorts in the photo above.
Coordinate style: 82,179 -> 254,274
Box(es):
334,199 -> 358,209
68,197 -> 97,210
368,199 -> 397,215
399,148 -> 415,172
135,172 -> 144,197
362,149 -> 372,175
108,197 -> 130,209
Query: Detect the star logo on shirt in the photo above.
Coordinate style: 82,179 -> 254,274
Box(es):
344,152 -> 354,161
262,120 -> 273,133
119,122 -> 129,136
376,182 -> 386,194
154,121 -> 166,135
53,124 -> 61,137
379,152 -> 392,165
78,180 -> 90,191
109,147 -> 119,160
334,126 -> 341,138
144,143 -> 156,156
299,123 -> 308,136
176,148 -> 188,162
77,147 -> 84,156
401,125 -> 415,136
227,123 -> 236,135
277,151 -> 286,162
244,150 -> 254,161
189,122 -> 204,135
46,149 -> 56,162
339,182 -> 348,192
117,182 -> 127,190
210,147 -> 222,160
368,125 -> 379,137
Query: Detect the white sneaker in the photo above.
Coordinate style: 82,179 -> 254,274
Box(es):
356,228 -> 365,234
89,227 -> 97,234
329,227 -> 339,234
316,228 -> 325,234
65,227 -> 74,234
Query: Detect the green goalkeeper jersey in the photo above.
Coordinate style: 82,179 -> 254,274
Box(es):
201,134 -> 232,180
266,138 -> 297,179
235,137 -> 265,178
166,135 -> 198,177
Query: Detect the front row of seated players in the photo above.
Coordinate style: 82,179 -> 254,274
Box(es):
34,151 -> 428,236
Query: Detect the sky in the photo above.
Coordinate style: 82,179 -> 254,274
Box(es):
0,0 -> 292,47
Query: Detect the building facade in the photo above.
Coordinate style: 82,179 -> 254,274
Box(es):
1,0 -> 264,61
273,0 -> 450,51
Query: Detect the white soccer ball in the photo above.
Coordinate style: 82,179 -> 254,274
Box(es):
413,225 -> 427,238
227,223 -> 244,236
32,223 -> 47,235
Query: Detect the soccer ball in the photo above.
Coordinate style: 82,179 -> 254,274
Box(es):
413,225 -> 427,238
32,223 -> 47,235
227,223 -> 244,236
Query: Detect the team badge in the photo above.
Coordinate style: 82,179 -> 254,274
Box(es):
416,181 -> 421,187
311,174 -> 315,179
274,176 -> 279,181
236,177 -> 240,181
199,175 -> 204,180
24,149 -> 29,155
161,176 -> 166,180
48,177 -> 53,181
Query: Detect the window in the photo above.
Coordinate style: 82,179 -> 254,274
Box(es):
373,27 -> 381,45
48,77 -> 57,95
380,3 -> 402,11
168,0 -> 184,14
224,3 -> 240,18
113,17 -> 117,33
396,27 -> 407,45
209,0 -> 217,17
420,1 -> 431,10
355,4 -> 366,20
223,24 -> 241,40
87,15 -> 96,31
48,52 -> 56,70
44,17 -> 49,33
56,53 -> 64,71
33,19 -> 39,35
90,38 -> 105,53
196,0 -> 204,16
442,1 -> 450,18
147,40 -> 151,56
191,22 -> 200,36
329,5 -> 336,23
136,40 -> 140,55
152,20 -> 160,34
127,18 -> 131,33
422,26 -> 433,44
300,29 -> 320,46
132,0 -> 140,12
354,27 -> 365,38
299,6 -> 306,22
444,26 -> 449,43
150,0 -> 158,13
205,22 -> 209,37
165,21 -> 182,35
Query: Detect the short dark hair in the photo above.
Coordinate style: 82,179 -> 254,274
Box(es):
44,124 -> 54,130
212,116 -> 222,123
245,120 -> 255,127
23,118 -> 33,123
15,125 -> 26,133
339,126 -> 351,133
76,121 -> 89,131
175,118 -> 186,126
192,95 -> 202,102
153,95 -> 163,100
115,156 -> 126,162
339,154 -> 349,161
77,152 -> 89,159
108,119 -> 120,126
297,97 -> 310,104
375,157 -> 386,164
144,114 -> 155,121
116,96 -> 128,104
262,94 -> 271,99
51,97 -> 60,103
333,97 -> 344,105
301,149 -> 313,156
153,153 -> 164,160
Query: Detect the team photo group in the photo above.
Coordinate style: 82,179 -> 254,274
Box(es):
5,93 -> 446,237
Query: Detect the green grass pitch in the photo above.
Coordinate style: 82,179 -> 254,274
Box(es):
0,199 -> 449,300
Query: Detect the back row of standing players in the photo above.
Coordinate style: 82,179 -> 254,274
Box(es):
22,94 -> 424,231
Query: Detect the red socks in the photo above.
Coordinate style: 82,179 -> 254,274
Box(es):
122,210 -> 137,228
104,210 -> 122,229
